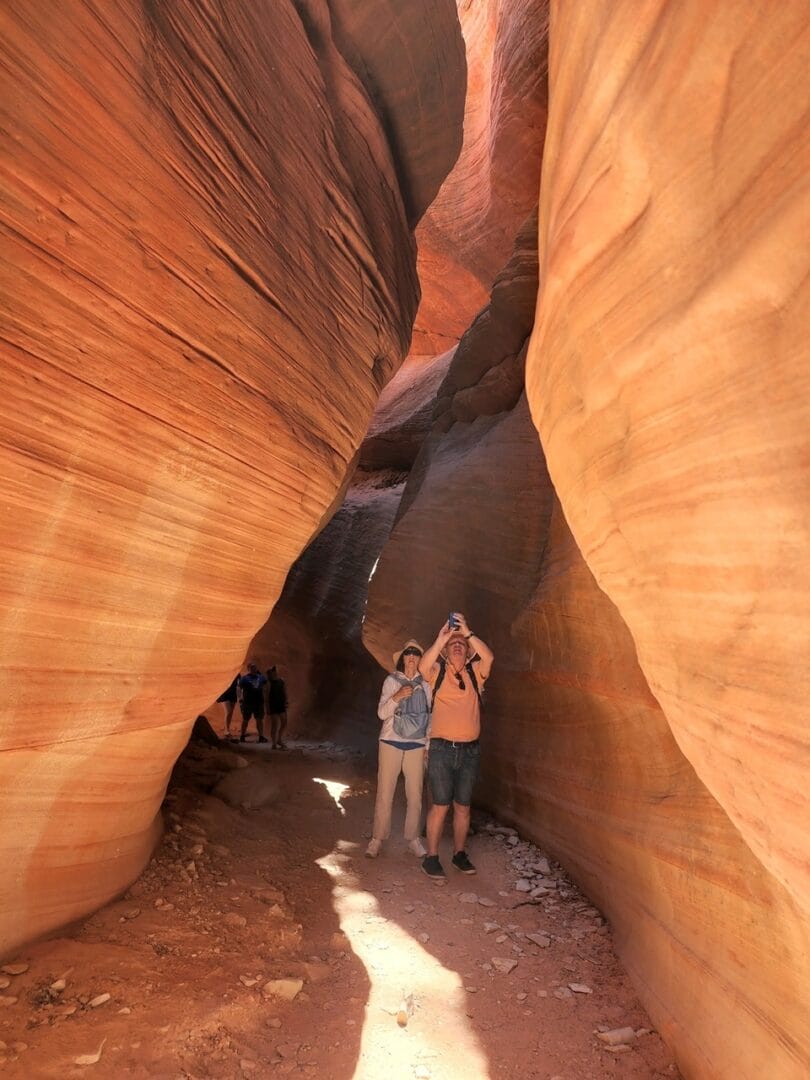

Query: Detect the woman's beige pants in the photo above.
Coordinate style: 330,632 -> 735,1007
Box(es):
372,742 -> 425,842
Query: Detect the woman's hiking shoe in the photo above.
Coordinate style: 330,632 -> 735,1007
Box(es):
451,850 -> 477,875
365,838 -> 382,858
408,838 -> 427,857
421,855 -> 447,884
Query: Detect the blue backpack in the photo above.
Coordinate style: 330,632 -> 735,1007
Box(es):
391,673 -> 430,739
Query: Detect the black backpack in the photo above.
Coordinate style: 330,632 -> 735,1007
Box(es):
431,654 -> 483,710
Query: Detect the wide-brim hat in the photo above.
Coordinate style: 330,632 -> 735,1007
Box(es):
441,632 -> 474,660
392,639 -> 425,668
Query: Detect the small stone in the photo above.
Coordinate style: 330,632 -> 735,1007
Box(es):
224,912 -> 247,928
553,987 -> 573,1000
1,963 -> 28,976
123,907 -> 141,920
50,978 -> 66,992
0,977 -> 9,989
569,983 -> 592,994
74,1039 -> 106,1066
268,1017 -> 282,1029
525,932 -> 551,948
329,932 -> 348,951
596,1027 -> 636,1046
118,1007 -> 131,1015
517,992 -> 528,1002
0,996 -> 18,1007
458,892 -> 478,904
495,934 -> 508,944
515,879 -> 531,892
477,897 -> 495,907
240,1060 -> 258,1072
240,976 -> 259,988
465,986 -> 478,993
89,993 -> 111,1008
491,958 -> 518,975
418,933 -> 430,944
483,922 -> 500,934
506,836 -> 519,846
303,962 -> 330,983
403,904 -> 415,913
11,1041 -> 27,1053
262,978 -> 303,1001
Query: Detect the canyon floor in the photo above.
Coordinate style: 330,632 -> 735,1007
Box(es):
0,737 -> 681,1079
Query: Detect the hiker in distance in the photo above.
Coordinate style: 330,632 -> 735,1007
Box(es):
419,613 -> 493,883
365,639 -> 431,859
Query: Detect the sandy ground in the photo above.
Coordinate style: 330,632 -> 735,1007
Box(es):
0,737 -> 681,1079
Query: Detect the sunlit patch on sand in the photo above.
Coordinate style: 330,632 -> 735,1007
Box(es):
313,777 -> 351,816
316,850 -> 490,1079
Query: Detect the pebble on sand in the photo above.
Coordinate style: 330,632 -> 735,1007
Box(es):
491,958 -> 518,975
596,1026 -> 636,1046
263,978 -> 304,1001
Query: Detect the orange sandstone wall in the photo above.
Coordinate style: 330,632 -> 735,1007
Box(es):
412,0 -> 549,359
0,0 -> 464,955
364,192 -> 809,1074
528,0 -> 810,936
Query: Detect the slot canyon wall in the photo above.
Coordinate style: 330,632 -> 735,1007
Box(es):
357,3 -> 809,1079
0,0 -> 465,955
1,1 -> 808,1078
251,0 -> 551,742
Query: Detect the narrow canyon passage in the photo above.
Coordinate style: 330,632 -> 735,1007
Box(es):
0,737 -> 679,1079
1,1 -> 807,1078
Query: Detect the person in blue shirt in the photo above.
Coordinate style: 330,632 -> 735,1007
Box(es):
238,662 -> 268,743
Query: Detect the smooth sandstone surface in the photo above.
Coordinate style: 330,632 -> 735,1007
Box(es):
364,198 -> 809,1076
0,0 -> 463,954
527,1 -> 810,909
411,0 -> 549,359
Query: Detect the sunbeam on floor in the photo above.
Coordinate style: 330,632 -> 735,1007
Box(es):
317,847 -> 490,1080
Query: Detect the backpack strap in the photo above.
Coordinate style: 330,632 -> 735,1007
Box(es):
430,656 -> 483,708
466,659 -> 483,706
430,657 -> 447,710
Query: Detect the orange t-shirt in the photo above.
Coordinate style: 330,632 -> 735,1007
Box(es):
429,661 -> 484,742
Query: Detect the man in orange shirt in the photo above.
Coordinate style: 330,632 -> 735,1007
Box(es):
418,613 -> 494,883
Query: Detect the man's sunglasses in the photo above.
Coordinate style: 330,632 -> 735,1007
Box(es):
453,672 -> 466,691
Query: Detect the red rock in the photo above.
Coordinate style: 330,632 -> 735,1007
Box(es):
411,0 -> 550,359
0,0 -> 464,954
525,8 -> 810,1074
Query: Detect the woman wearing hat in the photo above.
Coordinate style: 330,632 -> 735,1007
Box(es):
365,640 -> 431,859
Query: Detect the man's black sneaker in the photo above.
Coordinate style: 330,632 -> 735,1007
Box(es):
452,850 -> 477,875
421,855 -> 447,884
258,736 -> 269,743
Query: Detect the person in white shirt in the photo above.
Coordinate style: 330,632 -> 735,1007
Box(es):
365,639 -> 431,859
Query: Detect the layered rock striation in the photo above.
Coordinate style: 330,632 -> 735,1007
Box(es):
527,0 -> 810,981
364,158 -> 809,1078
0,0 -> 464,954
411,0 -> 550,359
